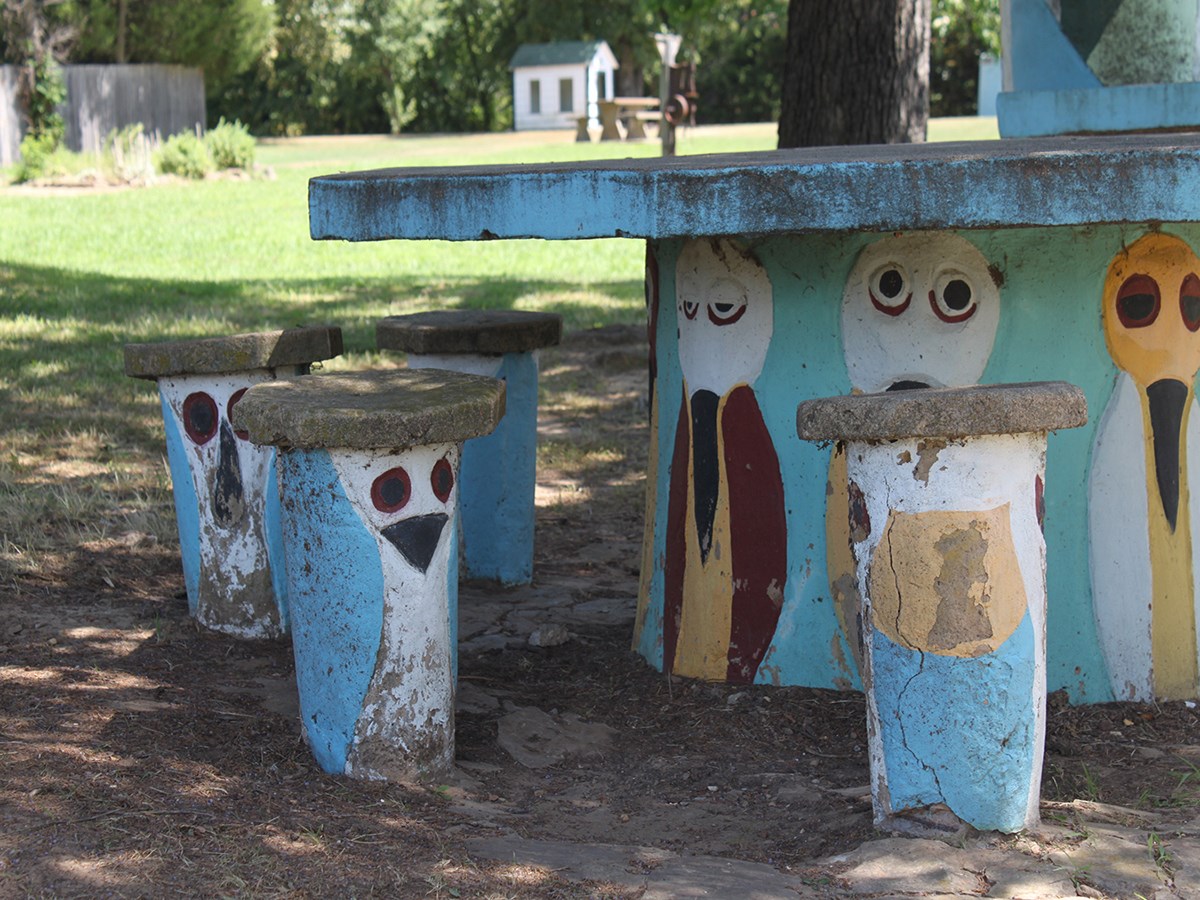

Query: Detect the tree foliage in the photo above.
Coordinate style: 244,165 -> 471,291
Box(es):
58,0 -> 272,92
930,0 -> 1000,117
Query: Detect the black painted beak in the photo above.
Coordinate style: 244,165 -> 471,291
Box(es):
381,513 -> 448,574
212,419 -> 245,526
886,380 -> 930,392
1146,378 -> 1188,532
690,389 -> 720,564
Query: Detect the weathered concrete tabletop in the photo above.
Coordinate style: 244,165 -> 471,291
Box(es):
310,133 -> 1200,241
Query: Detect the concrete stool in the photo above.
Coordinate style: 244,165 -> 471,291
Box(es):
233,369 -> 505,781
124,325 -> 342,639
797,382 -> 1087,834
377,310 -> 562,585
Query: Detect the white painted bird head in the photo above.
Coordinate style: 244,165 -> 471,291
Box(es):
332,446 -> 458,577
675,237 -> 774,398
841,232 -> 1001,394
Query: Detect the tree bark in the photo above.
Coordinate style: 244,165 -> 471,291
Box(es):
778,0 -> 931,148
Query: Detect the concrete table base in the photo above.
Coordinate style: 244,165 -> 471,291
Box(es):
798,382 -> 1087,833
234,369 -> 505,780
124,326 -> 342,639
377,310 -> 562,586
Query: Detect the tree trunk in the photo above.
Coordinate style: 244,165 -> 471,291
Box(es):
116,0 -> 127,64
778,0 -> 931,148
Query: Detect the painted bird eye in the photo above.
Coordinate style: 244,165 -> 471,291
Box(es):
681,298 -> 700,320
705,277 -> 749,326
431,456 -> 454,503
182,392 -> 219,445
868,265 -> 911,316
930,272 -> 977,323
1181,274 -> 1200,332
227,388 -> 249,440
371,467 -> 412,514
1116,273 -> 1160,328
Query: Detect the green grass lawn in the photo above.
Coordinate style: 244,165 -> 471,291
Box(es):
0,119 -> 1000,580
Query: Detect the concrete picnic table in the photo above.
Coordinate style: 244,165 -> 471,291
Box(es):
308,133 -> 1200,706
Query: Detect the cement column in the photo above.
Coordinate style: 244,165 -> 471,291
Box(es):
124,326 -> 342,639
377,310 -> 562,585
798,382 -> 1087,833
234,369 -> 505,781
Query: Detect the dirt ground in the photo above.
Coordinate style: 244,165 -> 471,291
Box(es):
4,326 -> 1200,898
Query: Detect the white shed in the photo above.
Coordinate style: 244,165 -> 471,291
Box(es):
510,40 -> 618,131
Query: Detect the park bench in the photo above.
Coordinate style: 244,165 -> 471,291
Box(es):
376,310 -> 562,586
597,97 -> 659,141
232,368 -> 505,781
123,325 -> 342,639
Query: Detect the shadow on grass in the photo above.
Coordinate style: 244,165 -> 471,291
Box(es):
0,262 -> 643,452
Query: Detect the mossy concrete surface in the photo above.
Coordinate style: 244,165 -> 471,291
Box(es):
124,325 -> 344,379
376,309 -> 563,355
796,381 -> 1089,442
233,368 -> 506,450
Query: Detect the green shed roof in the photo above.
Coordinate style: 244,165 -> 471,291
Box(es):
509,40 -> 609,69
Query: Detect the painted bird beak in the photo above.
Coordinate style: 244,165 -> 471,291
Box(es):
381,513 -> 449,573
1146,378 -> 1188,532
212,420 -> 245,527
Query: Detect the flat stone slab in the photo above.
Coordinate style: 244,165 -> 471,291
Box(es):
231,369 -> 505,450
309,133 -> 1200,242
124,325 -> 342,379
377,310 -> 562,355
795,381 -> 1088,442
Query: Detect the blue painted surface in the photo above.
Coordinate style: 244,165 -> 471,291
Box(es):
459,352 -> 537,584
638,226 -> 1200,701
264,460 -> 289,629
278,449 -> 384,775
1004,0 -> 1100,93
871,614 -> 1037,832
161,391 -> 201,613
998,83 -> 1200,138
308,136 -> 1200,243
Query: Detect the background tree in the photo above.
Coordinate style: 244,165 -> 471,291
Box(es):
930,0 -> 999,117
686,0 -> 786,124
1,0 -> 76,145
777,0 -> 931,148
66,0 -> 272,95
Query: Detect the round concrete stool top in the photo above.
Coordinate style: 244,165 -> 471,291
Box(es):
796,381 -> 1088,442
124,325 -> 343,380
232,369 -> 506,451
376,310 -> 563,355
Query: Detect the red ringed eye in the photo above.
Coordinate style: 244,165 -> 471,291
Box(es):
182,392 -> 218,445
1181,273 -> 1200,332
681,299 -> 699,320
868,265 -> 911,316
227,388 -> 249,440
371,467 -> 412,513
431,456 -> 454,503
930,273 -> 977,323
1116,273 -> 1160,329
707,299 -> 747,326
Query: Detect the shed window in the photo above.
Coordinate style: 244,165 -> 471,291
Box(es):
530,79 -> 541,114
559,78 -> 573,112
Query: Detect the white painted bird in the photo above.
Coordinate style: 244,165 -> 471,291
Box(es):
664,237 -> 787,684
158,372 -> 287,637
1090,231 -> 1200,701
281,443 -> 459,780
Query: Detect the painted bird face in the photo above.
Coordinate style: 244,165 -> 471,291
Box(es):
1102,232 -> 1200,532
841,233 -> 1001,394
333,445 -> 458,577
676,237 -> 774,398
1103,232 -> 1200,389
161,374 -> 272,529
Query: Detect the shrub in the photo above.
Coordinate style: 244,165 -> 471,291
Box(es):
104,123 -> 157,184
155,131 -> 213,179
13,132 -> 70,183
204,118 -> 255,170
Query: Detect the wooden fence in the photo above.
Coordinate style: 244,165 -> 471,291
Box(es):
0,64 -> 205,164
